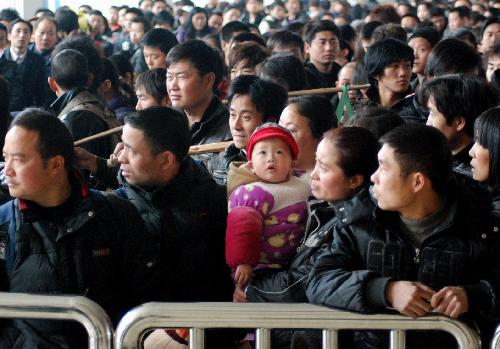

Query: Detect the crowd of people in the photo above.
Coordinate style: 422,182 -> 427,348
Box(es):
0,0 -> 499,348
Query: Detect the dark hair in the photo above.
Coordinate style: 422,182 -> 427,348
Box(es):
152,10 -> 175,28
228,75 -> 287,122
423,75 -> 496,138
0,77 -> 10,157
430,7 -> 445,18
11,108 -> 74,170
109,54 -> 134,78
166,39 -> 224,88
0,23 -> 6,33
445,27 -> 477,48
143,28 -> 178,54
360,20 -> 383,40
323,126 -> 379,182
231,32 -> 267,48
346,106 -> 404,139
183,7 -> 211,40
408,26 -> 441,47
35,8 -> 55,17
267,30 -> 304,53
8,19 -> 32,34
304,20 -> 340,44
424,38 -> 483,77
480,16 -> 500,39
34,16 -> 58,31
135,68 -> 167,104
364,38 -> 414,98
55,7 -> 79,34
371,23 -> 407,43
339,24 -> 356,43
261,53 -> 307,91
449,6 -> 471,19
51,49 -> 88,90
125,7 -> 145,17
101,58 -> 120,92
229,42 -> 269,74
369,4 -> 401,24
130,16 -> 152,34
288,95 -> 337,139
220,21 -> 250,43
474,107 -> 500,188
0,8 -> 20,23
380,123 -> 452,195
125,107 -> 190,160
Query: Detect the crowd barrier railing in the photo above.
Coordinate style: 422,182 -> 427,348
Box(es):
0,292 -> 113,349
114,302 -> 481,349
492,325 -> 500,349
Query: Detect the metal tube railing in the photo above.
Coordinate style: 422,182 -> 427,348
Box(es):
491,326 -> 500,349
115,302 -> 481,349
0,292 -> 113,349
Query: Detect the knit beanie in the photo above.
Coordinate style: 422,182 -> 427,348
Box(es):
409,27 -> 441,48
246,123 -> 299,161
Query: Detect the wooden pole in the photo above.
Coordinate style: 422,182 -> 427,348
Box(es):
73,84 -> 371,149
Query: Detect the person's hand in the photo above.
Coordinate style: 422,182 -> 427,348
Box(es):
430,286 -> 468,318
386,281 -> 435,318
107,142 -> 124,168
233,285 -> 248,302
235,264 -> 253,288
74,147 -> 98,172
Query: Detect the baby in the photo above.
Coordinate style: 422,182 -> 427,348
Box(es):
226,123 -> 311,288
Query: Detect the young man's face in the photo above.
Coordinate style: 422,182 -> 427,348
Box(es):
469,141 -> 490,182
143,46 -> 167,69
448,12 -> 467,31
426,95 -> 461,147
34,19 -> 58,52
408,37 -> 432,76
486,54 -> 500,82
376,59 -> 412,95
124,12 -> 138,32
0,29 -> 8,50
481,22 -> 500,53
3,126 -> 54,204
135,86 -> 161,110
152,1 -> 168,14
208,14 -> 223,30
118,124 -> 166,186
9,22 -> 31,53
371,144 -> 414,212
306,30 -> 339,67
285,0 -> 301,15
249,137 -> 293,183
140,0 -> 154,12
229,94 -> 264,149
129,22 -> 145,44
270,5 -> 286,21
431,15 -> 446,32
166,59 -> 213,111
230,59 -> 259,80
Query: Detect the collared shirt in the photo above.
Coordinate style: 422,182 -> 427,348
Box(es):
9,48 -> 27,64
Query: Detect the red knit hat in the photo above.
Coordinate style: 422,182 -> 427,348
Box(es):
246,123 -> 299,161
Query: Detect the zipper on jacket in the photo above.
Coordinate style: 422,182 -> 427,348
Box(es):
414,247 -> 420,264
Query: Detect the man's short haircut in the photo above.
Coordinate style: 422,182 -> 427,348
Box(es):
228,75 -> 287,122
166,39 -> 224,88
220,21 -> 250,43
267,30 -> 304,53
347,106 -> 404,139
0,8 -> 20,23
423,74 -> 496,138
125,7 -> 145,17
135,68 -> 167,104
371,23 -> 407,43
304,20 -> 340,44
339,24 -> 356,43
55,7 -> 79,34
360,20 -> 383,40
364,38 -> 414,93
408,26 -> 441,47
109,54 -> 134,79
131,17 -> 151,33
143,28 -> 178,54
231,32 -> 267,48
430,7 -> 445,18
323,126 -> 379,181
288,95 -> 337,139
481,16 -> 500,39
8,19 -> 33,34
152,10 -> 175,28
369,4 -> 401,24
474,107 -> 500,188
34,16 -> 59,31
424,38 -> 483,77
380,123 -> 452,196
51,49 -> 89,90
0,23 -> 6,33
449,6 -> 471,19
445,27 -> 477,47
229,42 -> 269,72
102,58 -> 120,91
124,106 -> 190,161
11,108 -> 74,170
261,53 -> 307,91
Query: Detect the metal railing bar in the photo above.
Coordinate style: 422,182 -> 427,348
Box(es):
390,329 -> 406,349
114,303 -> 481,349
322,329 -> 338,349
0,293 -> 113,349
255,328 -> 271,349
189,328 -> 204,349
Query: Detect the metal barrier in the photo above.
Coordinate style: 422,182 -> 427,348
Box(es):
115,302 -> 481,349
0,292 -> 113,349
491,325 -> 500,349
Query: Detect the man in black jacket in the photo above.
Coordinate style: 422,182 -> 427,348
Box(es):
0,109 -> 156,349
307,124 -> 500,349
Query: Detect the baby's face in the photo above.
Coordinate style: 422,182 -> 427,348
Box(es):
250,137 -> 293,183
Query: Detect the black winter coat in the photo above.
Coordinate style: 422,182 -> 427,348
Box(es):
307,180 -> 500,349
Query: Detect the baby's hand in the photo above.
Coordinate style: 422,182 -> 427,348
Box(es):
235,264 -> 253,288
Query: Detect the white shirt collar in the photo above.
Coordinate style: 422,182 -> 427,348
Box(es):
10,48 -> 27,64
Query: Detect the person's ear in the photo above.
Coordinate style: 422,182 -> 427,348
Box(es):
102,79 -> 112,93
248,160 -> 254,172
160,95 -> 169,106
49,155 -> 65,173
304,42 -> 311,55
203,72 -> 216,91
349,174 -> 364,190
48,76 -> 59,94
454,116 -> 466,132
411,172 -> 426,193
159,150 -> 176,169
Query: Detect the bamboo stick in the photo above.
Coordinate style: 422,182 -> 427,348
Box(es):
74,126 -> 124,146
